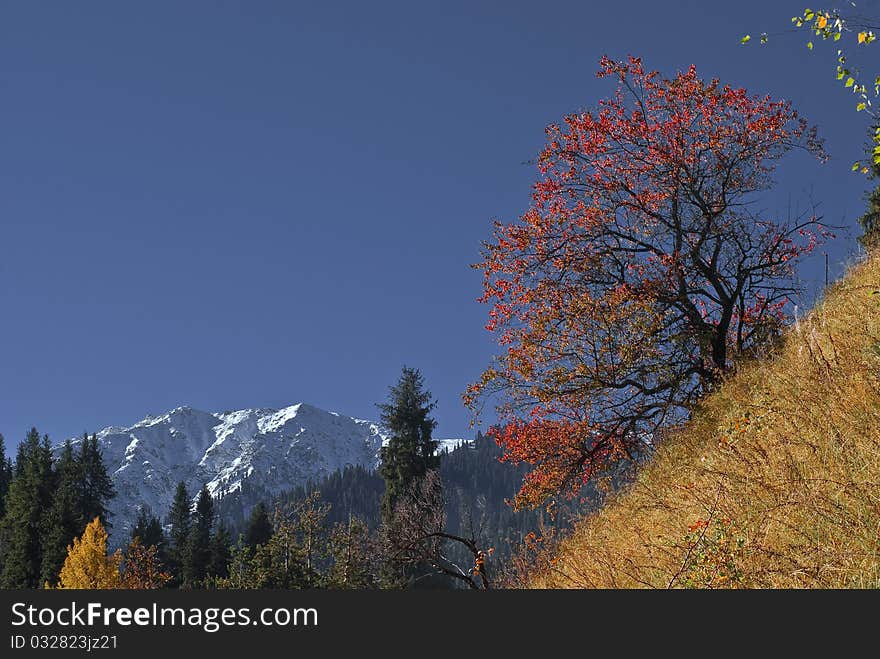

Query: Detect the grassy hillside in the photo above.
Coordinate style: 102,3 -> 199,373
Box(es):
530,253 -> 880,588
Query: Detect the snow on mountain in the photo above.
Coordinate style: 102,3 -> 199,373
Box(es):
56,402 -> 468,543
435,438 -> 471,454
57,403 -> 387,542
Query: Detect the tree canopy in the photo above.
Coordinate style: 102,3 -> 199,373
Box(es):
467,56 -> 829,508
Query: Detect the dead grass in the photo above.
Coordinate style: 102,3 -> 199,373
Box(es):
530,254 -> 880,588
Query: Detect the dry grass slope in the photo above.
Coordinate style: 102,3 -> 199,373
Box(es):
531,254 -> 880,588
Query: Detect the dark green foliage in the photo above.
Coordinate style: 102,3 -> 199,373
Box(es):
0,429 -> 55,588
39,441 -> 85,586
161,487 -> 231,587
858,186 -> 880,249
0,417 -> 587,590
275,433 -> 589,587
202,435 -> 591,589
215,466 -> 384,535
258,519 -> 311,588
378,366 -> 439,523
209,524 -> 232,580
279,466 -> 384,529
131,507 -> 166,551
131,506 -> 169,577
183,486 -> 215,587
77,434 -> 115,528
217,494 -> 335,589
858,124 -> 880,250
439,433 -> 588,579
210,480 -> 273,531
325,515 -> 378,589
167,482 -> 191,586
0,434 -> 12,522
291,492 -> 330,585
215,487 -> 384,589
0,430 -> 118,588
0,435 -> 14,578
222,537 -> 260,588
243,501 -> 273,550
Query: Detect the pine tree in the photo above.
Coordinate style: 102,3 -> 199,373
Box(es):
261,508 -> 309,589
326,515 -> 377,589
217,536 -> 260,588
130,506 -> 168,577
0,429 -> 54,588
855,122 -> 880,249
183,486 -> 214,587
167,482 -> 191,587
0,434 -> 8,576
208,524 -> 232,580
291,492 -> 330,586
78,434 -> 115,528
56,517 -> 123,589
378,366 -> 439,523
244,502 -> 273,549
0,434 -> 12,521
224,501 -> 322,589
131,507 -> 166,552
39,441 -> 85,586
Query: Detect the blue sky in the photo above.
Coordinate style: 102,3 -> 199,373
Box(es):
0,1 -> 875,448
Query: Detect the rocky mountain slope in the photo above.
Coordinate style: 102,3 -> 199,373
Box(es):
58,402 -> 396,540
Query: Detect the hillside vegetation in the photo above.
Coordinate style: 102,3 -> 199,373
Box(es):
530,254 -> 880,588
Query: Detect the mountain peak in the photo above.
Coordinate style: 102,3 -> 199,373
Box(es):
56,401 -> 469,545
58,402 -> 388,543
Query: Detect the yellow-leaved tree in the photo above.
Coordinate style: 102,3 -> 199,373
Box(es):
56,517 -> 123,589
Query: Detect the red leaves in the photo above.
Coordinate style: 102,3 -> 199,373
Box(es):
687,519 -> 710,534
467,56 -> 827,508
488,417 -> 625,509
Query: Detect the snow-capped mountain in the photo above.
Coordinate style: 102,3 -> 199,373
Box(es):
57,402 -> 469,543
57,403 -> 391,541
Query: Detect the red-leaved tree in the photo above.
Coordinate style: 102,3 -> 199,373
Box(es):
465,56 -> 830,509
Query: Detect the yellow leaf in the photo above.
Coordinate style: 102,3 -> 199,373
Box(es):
56,518 -> 123,589
859,31 -> 867,44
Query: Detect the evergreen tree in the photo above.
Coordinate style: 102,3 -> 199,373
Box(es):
0,429 -> 54,588
0,434 -> 8,576
130,506 -> 168,577
259,507 -> 310,589
39,440 -> 85,586
131,507 -> 166,552
218,536 -> 260,588
378,366 -> 438,523
277,465 -> 384,529
167,482 -> 191,586
78,434 -> 115,528
209,524 -> 232,580
326,515 -> 377,589
221,499 -> 328,589
859,189 -> 880,249
244,502 -> 273,549
0,434 -> 12,521
292,492 -> 330,586
56,517 -> 123,589
858,126 -> 880,250
183,486 -> 214,587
